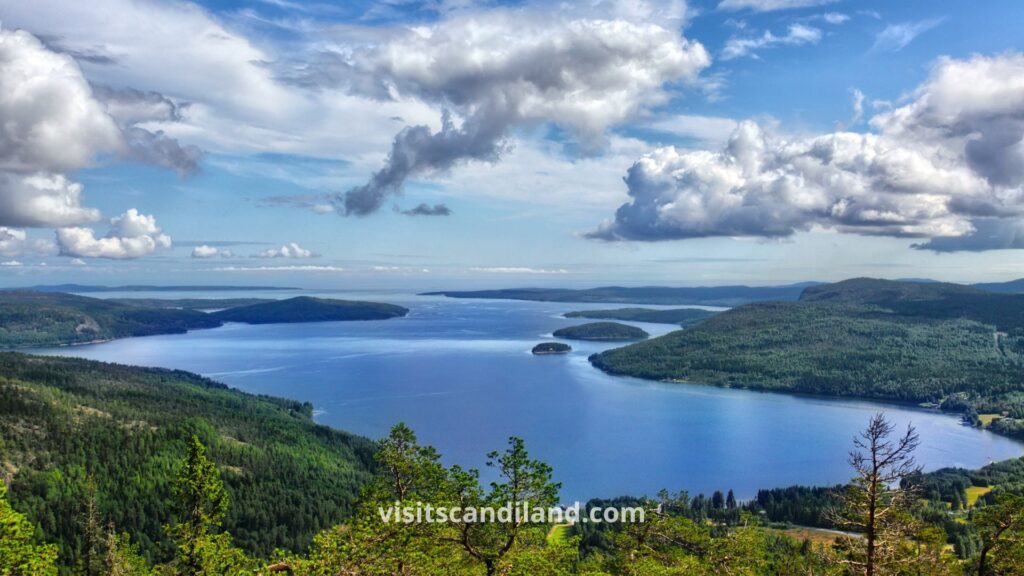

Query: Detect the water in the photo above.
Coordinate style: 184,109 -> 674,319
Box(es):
32,291 -> 1024,502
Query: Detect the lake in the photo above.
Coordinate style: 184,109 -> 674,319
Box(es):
33,290 -> 1024,502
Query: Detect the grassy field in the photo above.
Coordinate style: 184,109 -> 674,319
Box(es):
965,486 -> 994,507
978,413 -> 1003,427
547,523 -> 574,544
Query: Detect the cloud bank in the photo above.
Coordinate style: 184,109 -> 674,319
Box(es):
589,53 -> 1024,252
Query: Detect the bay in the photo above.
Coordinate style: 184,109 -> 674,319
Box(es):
32,291 -> 1024,502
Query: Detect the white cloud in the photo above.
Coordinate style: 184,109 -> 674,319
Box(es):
0,227 -> 26,257
331,8 -> 712,216
56,209 -> 172,259
872,18 -> 944,52
468,267 -> 569,274
718,0 -> 837,13
0,29 -> 121,174
254,242 -> 316,258
590,53 -> 1024,252
722,24 -> 822,60
191,245 -> 220,258
646,115 -> 741,146
191,245 -> 235,258
822,12 -> 849,24
213,265 -> 345,272
0,173 -> 102,228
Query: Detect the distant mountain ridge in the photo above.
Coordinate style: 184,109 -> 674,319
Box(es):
423,282 -> 822,306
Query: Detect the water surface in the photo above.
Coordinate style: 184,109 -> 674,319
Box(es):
34,292 -> 1024,501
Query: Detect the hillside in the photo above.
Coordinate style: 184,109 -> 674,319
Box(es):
0,352 -> 376,567
553,322 -> 649,341
211,296 -> 408,323
422,282 -> 820,306
590,279 -> 1024,436
564,307 -> 717,327
0,292 -> 409,348
0,291 -> 222,348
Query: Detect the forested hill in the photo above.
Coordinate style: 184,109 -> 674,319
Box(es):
0,352 -> 376,567
590,278 -> 1024,438
0,291 -> 409,348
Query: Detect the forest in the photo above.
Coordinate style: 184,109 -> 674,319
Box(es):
2,364 -> 1023,575
591,279 -> 1024,439
0,292 -> 408,348
552,322 -> 649,341
0,353 -> 376,567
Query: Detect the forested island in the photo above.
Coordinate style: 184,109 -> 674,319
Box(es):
553,322 -> 649,341
2,355 -> 1023,575
532,342 -> 572,354
564,307 -> 718,327
590,278 -> 1024,439
0,292 -> 409,348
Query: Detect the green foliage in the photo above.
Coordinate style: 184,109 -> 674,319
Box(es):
0,291 -> 220,348
591,279 -> 1024,435
0,353 -> 375,569
533,342 -> 572,354
564,308 -> 717,327
0,481 -> 59,576
0,292 -> 408,348
210,296 -> 408,324
553,322 -> 649,341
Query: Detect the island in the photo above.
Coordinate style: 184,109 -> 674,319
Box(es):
0,291 -> 409,348
211,296 -> 408,324
531,342 -> 572,355
589,278 -> 1024,440
564,307 -> 717,327
552,321 -> 649,341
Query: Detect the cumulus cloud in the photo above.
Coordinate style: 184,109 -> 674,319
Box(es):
0,28 -> 200,235
0,173 -> 102,228
0,29 -> 121,174
400,203 -> 452,216
722,23 -> 822,60
872,18 -> 944,52
0,227 -> 26,257
254,242 -> 316,258
718,0 -> 837,12
57,209 -> 171,259
330,9 -> 710,216
192,245 -> 218,258
589,53 -> 1024,251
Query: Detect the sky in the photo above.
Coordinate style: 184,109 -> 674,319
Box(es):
0,0 -> 1023,289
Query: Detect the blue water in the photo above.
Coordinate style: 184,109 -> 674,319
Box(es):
32,291 -> 1024,502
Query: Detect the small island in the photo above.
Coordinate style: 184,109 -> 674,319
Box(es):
532,342 -> 572,355
552,322 -> 649,341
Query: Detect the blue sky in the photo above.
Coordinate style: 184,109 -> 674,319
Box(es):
1,0 -> 1023,289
